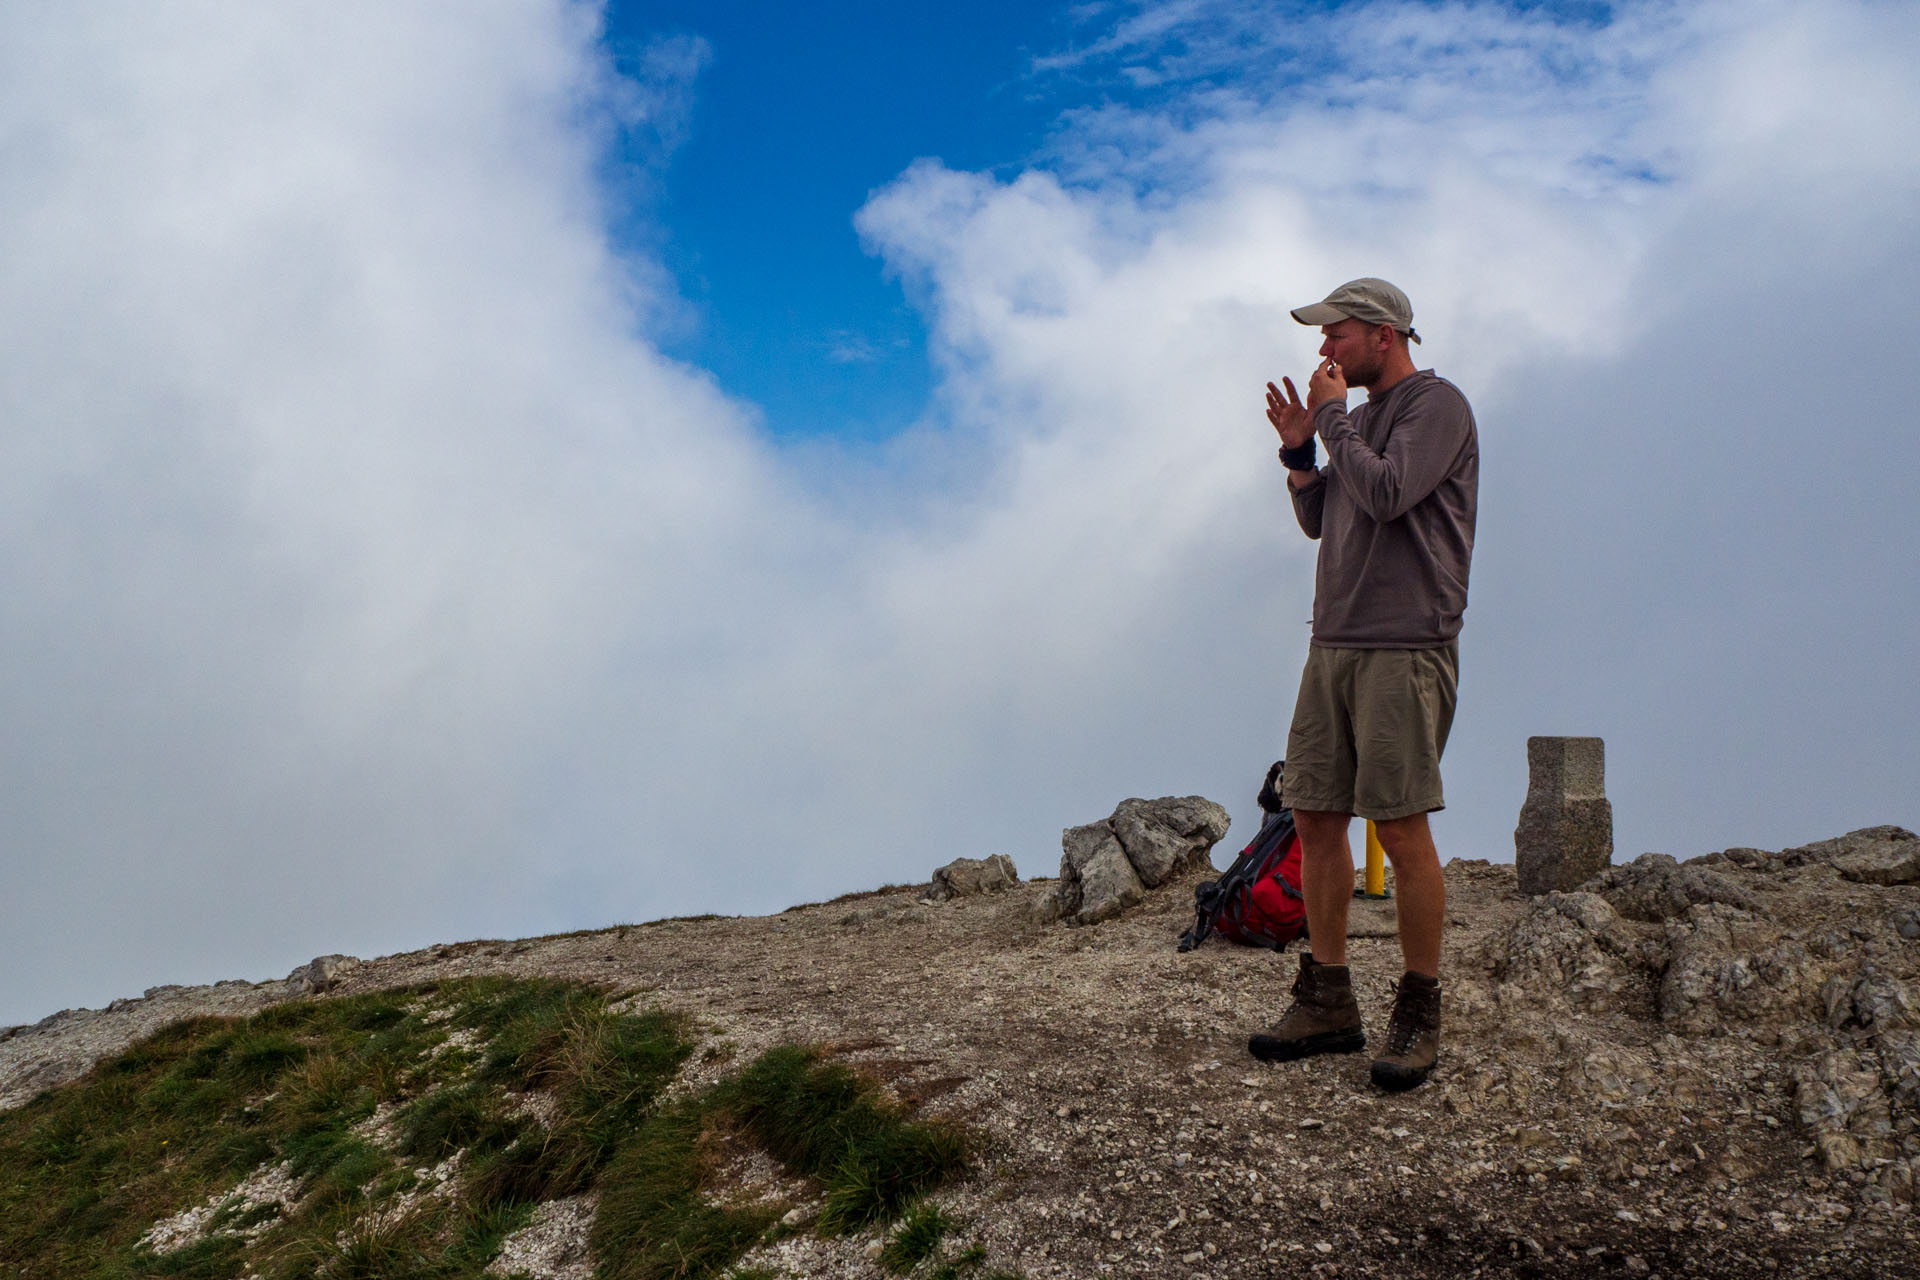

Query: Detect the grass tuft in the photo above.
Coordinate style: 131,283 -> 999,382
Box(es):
716,1047 -> 969,1233
588,1102 -> 777,1280
593,1045 -> 970,1278
128,1234 -> 249,1278
397,1085 -> 523,1164
931,1242 -> 1019,1280
879,1202 -> 953,1272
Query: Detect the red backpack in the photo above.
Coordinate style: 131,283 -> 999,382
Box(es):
1177,763 -> 1307,952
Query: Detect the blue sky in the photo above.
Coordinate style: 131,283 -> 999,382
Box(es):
2,0 -> 1917,1028
606,0 -> 1639,439
604,1 -> 1075,439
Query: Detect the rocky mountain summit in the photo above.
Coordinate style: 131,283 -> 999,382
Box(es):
4,817 -> 1917,1278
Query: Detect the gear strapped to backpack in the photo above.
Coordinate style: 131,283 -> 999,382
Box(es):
1176,761 -> 1307,952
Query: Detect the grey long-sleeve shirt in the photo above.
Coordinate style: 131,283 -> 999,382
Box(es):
1288,370 -> 1478,647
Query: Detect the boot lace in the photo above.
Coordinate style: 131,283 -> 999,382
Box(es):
1385,980 -> 1431,1055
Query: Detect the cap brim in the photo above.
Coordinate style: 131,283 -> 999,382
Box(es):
1290,302 -> 1351,326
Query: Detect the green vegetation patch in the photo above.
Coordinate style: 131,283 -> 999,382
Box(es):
0,978 -> 690,1280
591,1045 -> 970,1279
712,1045 -> 970,1234
879,1202 -> 953,1272
881,1215 -> 1023,1280
2,981 -> 988,1280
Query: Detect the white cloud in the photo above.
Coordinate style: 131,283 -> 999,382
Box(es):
3,0 -> 1917,1026
855,0 -> 1920,907
0,2 -> 817,1022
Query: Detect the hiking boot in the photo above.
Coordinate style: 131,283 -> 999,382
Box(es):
1370,972 -> 1441,1091
1248,954 -> 1365,1062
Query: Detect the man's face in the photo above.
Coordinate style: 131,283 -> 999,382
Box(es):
1318,318 -> 1388,387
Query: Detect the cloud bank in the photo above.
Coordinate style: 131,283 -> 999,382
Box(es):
3,0 -> 1916,1026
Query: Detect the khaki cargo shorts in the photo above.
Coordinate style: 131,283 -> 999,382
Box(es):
1280,641 -> 1459,821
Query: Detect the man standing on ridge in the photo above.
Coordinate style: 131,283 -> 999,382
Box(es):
1251,278 -> 1478,1091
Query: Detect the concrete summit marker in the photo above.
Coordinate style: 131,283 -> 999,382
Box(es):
1515,736 -> 1614,895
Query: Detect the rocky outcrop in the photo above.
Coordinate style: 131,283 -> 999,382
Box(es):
1590,851 -> 1760,921
1785,826 -> 1920,886
1490,890 -> 1642,1012
285,954 -> 360,997
1033,795 -> 1230,927
926,855 -> 1020,901
1489,830 -> 1920,1200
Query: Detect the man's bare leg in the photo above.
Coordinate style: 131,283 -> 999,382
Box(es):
1249,807 -> 1365,1062
1292,809 -> 1355,966
1374,812 -> 1445,978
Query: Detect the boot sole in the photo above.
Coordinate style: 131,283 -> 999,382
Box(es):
1370,1059 -> 1435,1091
1247,1028 -> 1366,1062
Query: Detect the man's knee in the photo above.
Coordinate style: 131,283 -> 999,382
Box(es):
1294,808 -> 1351,830
1373,812 -> 1438,864
1292,810 -> 1353,851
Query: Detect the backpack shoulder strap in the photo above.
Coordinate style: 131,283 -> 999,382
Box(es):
1177,809 -> 1292,950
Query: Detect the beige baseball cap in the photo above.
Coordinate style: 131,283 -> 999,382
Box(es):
1290,277 -> 1421,344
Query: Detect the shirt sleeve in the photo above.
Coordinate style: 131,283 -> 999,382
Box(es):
1288,469 -> 1326,539
1312,381 -> 1474,523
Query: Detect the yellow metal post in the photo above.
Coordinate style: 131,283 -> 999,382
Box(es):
1361,820 -> 1390,898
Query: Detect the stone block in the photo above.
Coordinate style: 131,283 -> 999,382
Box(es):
1515,736 -> 1613,895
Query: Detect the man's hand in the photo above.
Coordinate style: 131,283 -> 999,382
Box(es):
1266,378 -> 1312,448
1306,357 -> 1347,411
1269,358 -> 1350,448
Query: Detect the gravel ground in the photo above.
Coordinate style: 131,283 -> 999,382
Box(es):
6,831 -> 1917,1279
